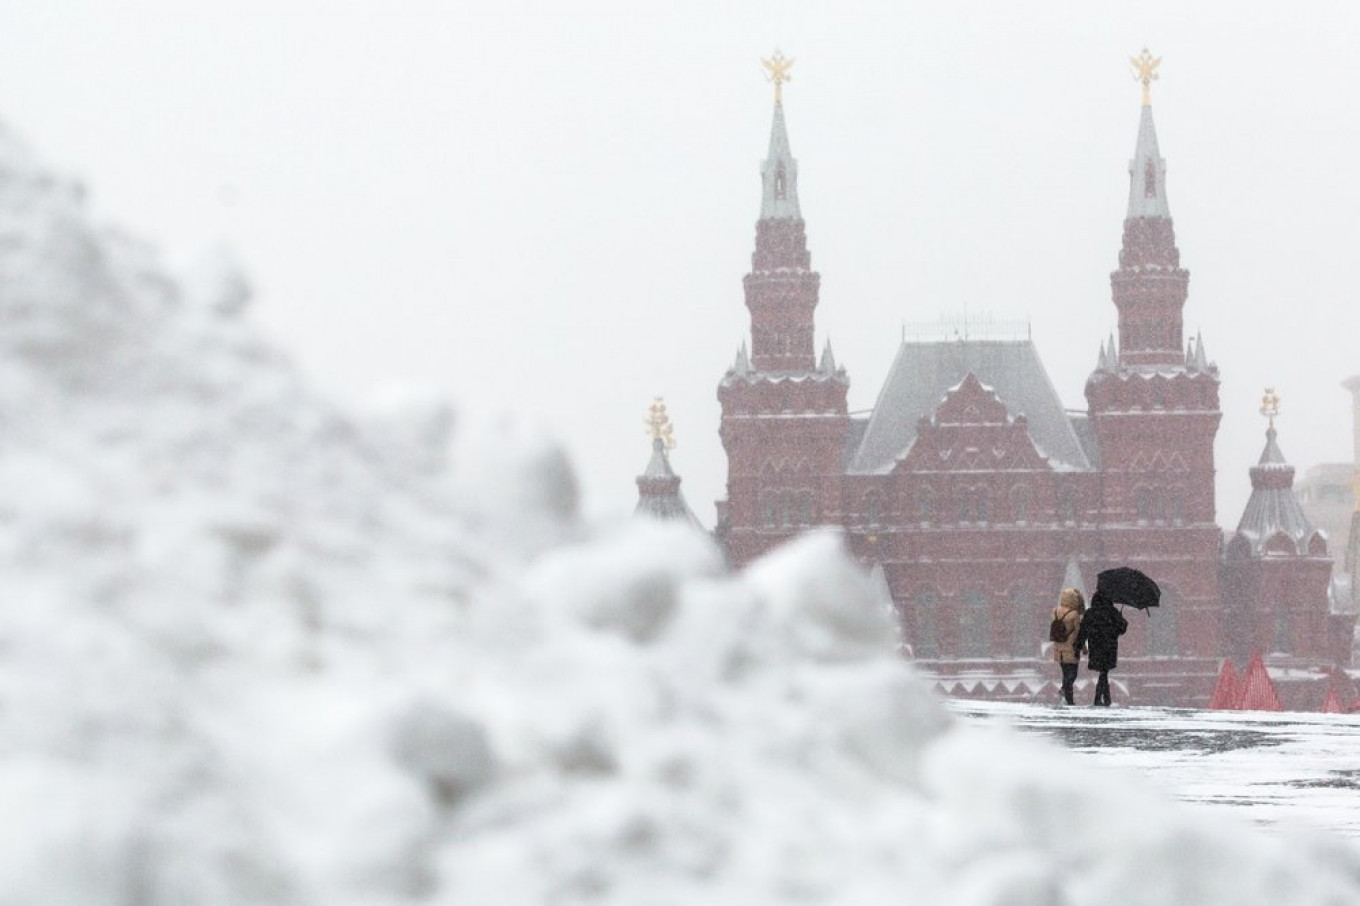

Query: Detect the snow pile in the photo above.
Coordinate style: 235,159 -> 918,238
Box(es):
0,121 -> 1358,905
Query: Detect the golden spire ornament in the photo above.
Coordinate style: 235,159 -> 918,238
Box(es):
762,49 -> 794,106
645,397 -> 676,449
1130,47 -> 1161,107
1259,387 -> 1281,430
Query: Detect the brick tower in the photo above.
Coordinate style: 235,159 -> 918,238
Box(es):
1084,51 -> 1223,658
716,53 -> 850,566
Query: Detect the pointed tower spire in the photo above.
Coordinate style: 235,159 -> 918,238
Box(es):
1194,330 -> 1210,372
746,50 -> 820,373
635,398 -> 700,527
819,338 -> 836,373
1127,49 -> 1170,219
1235,389 -> 1315,548
733,340 -> 750,376
1110,49 -> 1188,368
760,50 -> 802,221
1097,338 -> 1109,372
1127,104 -> 1170,218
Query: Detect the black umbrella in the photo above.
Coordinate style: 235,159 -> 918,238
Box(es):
1096,567 -> 1160,614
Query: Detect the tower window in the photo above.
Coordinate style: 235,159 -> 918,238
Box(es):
913,591 -> 939,659
960,591 -> 991,658
775,166 -> 787,200
1272,606 -> 1291,655
918,487 -> 934,523
865,493 -> 884,527
1144,160 -> 1157,198
1059,488 -> 1077,524
1134,487 -> 1151,523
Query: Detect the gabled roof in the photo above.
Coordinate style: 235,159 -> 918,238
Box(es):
841,416 -> 870,470
849,339 -> 1092,474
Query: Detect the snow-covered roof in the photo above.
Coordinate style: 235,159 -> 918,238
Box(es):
1231,427 -> 1324,556
849,339 -> 1092,474
634,438 -> 701,527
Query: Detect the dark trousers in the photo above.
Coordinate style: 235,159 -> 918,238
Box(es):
1060,662 -> 1078,704
1094,670 -> 1111,706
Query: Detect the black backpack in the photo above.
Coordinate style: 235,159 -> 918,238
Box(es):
1049,613 -> 1070,644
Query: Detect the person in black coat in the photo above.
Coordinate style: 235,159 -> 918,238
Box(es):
1074,591 -> 1128,706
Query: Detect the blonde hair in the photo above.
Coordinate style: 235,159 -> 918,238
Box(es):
1059,587 -> 1085,613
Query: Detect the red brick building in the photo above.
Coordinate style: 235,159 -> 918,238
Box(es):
711,75 -> 1354,707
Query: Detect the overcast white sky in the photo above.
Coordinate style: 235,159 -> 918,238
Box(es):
2,1 -> 1358,528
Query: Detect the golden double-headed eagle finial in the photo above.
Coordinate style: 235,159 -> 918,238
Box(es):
645,397 -> 676,449
762,49 -> 795,106
1130,47 -> 1161,107
1259,386 -> 1281,429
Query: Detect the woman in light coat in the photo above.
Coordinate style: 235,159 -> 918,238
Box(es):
1051,588 -> 1085,705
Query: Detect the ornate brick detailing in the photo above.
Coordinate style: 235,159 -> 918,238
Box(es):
1117,216 -> 1181,271
1111,218 -> 1188,366
745,218 -> 820,372
752,218 -> 811,271
898,374 -> 1049,474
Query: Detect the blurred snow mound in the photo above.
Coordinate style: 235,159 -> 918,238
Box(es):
0,122 -> 1357,905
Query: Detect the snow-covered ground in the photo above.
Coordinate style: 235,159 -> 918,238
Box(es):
5,116 -> 1360,903
956,701 -> 1360,844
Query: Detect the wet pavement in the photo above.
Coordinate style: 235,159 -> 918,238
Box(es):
950,700 -> 1360,842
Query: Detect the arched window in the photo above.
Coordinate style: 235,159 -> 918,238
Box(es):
798,492 -> 815,526
775,165 -> 787,200
1146,586 -> 1178,656
955,488 -> 970,523
1272,605 -> 1291,655
1059,488 -> 1076,524
960,590 -> 991,658
975,489 -> 989,523
865,493 -> 884,528
913,590 -> 939,659
1008,587 -> 1037,657
1152,487 -> 1167,523
1012,487 -> 1029,524
760,493 -> 777,526
1144,159 -> 1157,198
1134,487 -> 1151,523
918,486 -> 934,524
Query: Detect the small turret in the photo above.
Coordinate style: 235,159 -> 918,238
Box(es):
819,338 -> 837,374
635,398 -> 701,527
732,341 -> 750,377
